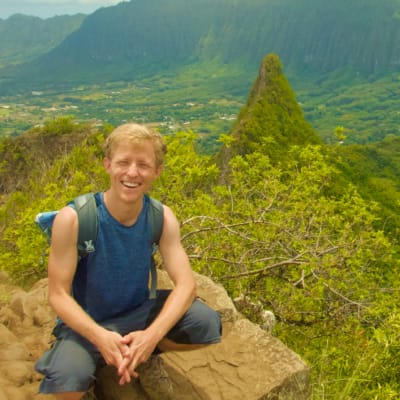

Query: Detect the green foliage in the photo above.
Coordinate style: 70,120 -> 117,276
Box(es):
152,130 -> 220,220
152,135 -> 398,399
0,121 -> 399,399
0,122 -> 108,284
39,116 -> 78,136
329,135 -> 400,236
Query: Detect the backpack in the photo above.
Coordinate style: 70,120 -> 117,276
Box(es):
35,193 -> 164,299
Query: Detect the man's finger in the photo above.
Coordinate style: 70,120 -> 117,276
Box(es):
118,368 -> 131,385
118,356 -> 130,375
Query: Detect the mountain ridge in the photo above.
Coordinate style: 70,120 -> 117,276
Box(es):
0,13 -> 85,68
2,0 -> 400,90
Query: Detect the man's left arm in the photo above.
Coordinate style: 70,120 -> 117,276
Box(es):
145,204 -> 197,341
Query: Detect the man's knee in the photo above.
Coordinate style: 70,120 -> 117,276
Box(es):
35,326 -> 98,394
191,300 -> 222,341
169,299 -> 222,345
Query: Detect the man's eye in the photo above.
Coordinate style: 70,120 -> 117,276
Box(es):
138,163 -> 150,169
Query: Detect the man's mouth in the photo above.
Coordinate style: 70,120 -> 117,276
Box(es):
122,181 -> 140,189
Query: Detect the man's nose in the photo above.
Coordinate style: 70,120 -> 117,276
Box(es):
127,163 -> 139,175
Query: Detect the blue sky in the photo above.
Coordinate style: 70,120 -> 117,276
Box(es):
0,0 -> 124,19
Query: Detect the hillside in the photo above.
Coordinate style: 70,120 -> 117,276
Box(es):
332,135 -> 400,234
2,0 -> 400,89
0,14 -> 85,68
220,54 -> 321,167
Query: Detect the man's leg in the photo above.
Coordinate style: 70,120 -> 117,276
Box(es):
163,293 -> 222,347
101,290 -> 221,400
35,324 -> 101,398
103,290 -> 222,347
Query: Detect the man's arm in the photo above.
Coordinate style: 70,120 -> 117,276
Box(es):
47,206 -> 130,374
118,205 -> 196,380
147,204 -> 197,340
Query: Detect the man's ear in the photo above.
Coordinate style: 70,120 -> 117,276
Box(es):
103,157 -> 111,172
154,165 -> 163,178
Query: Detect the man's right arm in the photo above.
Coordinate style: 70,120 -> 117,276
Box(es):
47,206 -> 130,373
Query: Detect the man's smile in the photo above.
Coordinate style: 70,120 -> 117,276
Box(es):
122,181 -> 140,189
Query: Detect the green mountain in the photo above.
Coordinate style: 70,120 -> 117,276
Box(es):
2,0 -> 400,89
221,54 -> 321,161
0,14 -> 86,68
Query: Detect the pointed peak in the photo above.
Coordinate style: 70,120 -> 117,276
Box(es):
224,53 -> 321,160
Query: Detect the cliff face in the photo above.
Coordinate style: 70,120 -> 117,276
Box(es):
0,269 -> 310,399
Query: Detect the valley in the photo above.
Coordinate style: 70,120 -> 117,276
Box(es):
0,66 -> 249,153
1,63 -> 400,153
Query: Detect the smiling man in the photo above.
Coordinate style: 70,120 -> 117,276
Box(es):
35,123 -> 222,400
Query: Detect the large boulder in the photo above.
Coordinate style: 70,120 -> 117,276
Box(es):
0,270 -> 310,399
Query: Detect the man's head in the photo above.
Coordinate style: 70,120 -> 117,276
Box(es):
103,123 -> 167,168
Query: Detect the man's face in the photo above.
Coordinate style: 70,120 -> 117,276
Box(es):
104,139 -> 161,203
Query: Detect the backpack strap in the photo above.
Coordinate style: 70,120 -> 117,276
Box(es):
148,197 -> 164,299
72,193 -> 98,257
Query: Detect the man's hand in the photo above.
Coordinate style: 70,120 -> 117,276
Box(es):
117,330 -> 158,385
95,329 -> 132,383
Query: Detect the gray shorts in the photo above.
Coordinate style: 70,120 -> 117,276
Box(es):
35,290 -> 221,393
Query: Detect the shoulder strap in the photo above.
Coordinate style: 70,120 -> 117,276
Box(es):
147,197 -> 164,299
72,193 -> 98,256
148,197 -> 164,246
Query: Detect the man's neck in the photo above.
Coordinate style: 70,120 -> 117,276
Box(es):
103,190 -> 144,226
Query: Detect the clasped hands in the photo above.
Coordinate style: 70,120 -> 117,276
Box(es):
98,329 -> 156,386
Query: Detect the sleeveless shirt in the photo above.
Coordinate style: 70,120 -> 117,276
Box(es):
72,192 -> 153,322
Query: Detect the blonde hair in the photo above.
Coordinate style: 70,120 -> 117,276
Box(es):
103,123 -> 167,167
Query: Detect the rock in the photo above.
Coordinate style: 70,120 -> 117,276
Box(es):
0,269 -> 310,399
0,387 -> 7,400
0,323 -> 18,344
0,360 -> 33,386
0,342 -> 31,361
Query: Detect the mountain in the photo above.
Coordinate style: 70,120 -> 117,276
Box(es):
219,53 -> 321,173
2,0 -> 400,90
0,14 -> 86,68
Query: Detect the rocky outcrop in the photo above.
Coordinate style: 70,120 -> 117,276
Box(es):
0,269 -> 310,399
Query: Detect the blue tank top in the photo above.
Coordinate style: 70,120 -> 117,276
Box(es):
72,193 -> 153,322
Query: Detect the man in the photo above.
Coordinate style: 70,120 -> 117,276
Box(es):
35,123 -> 222,400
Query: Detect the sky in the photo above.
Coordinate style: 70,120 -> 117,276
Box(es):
0,0 -> 125,19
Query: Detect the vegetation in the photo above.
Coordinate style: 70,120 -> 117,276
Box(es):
1,1 -> 400,396
1,56 -> 400,398
0,117 -> 399,398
